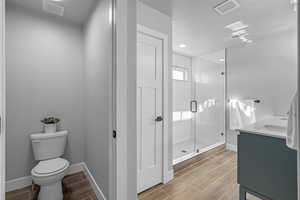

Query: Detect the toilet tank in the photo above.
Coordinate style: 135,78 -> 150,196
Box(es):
30,130 -> 68,161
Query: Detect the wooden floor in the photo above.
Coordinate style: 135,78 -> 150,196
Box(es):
138,145 -> 259,200
6,172 -> 97,200
6,146 -> 260,200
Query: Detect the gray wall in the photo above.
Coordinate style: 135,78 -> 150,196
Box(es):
6,1 -> 114,198
83,0 -> 112,198
137,1 -> 173,170
226,30 -> 297,147
6,4 -> 85,180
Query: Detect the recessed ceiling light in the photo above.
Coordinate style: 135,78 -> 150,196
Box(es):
179,44 -> 187,48
52,0 -> 63,2
219,58 -> 225,62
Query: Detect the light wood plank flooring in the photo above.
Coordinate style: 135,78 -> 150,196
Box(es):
6,146 -> 260,200
6,172 -> 97,200
138,145 -> 259,200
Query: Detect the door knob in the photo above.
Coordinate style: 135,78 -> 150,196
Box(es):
155,116 -> 163,122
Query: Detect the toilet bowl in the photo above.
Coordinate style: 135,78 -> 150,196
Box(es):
30,131 -> 69,200
31,158 -> 69,200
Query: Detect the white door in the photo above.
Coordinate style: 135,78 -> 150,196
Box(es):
172,54 -> 196,162
137,31 -> 163,193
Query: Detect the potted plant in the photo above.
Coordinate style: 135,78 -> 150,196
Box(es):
41,117 -> 60,133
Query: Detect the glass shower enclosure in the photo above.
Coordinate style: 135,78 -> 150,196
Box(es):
173,50 -> 226,164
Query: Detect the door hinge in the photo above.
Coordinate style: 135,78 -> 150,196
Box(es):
113,130 -> 117,138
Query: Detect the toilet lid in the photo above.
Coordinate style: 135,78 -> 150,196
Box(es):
33,158 -> 68,175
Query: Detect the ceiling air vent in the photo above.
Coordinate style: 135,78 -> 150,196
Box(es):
214,0 -> 240,15
43,0 -> 64,16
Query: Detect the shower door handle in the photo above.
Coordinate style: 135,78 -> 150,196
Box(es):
190,100 -> 198,113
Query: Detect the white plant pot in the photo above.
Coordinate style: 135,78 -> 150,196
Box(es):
43,124 -> 57,133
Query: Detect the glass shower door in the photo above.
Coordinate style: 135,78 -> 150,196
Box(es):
172,53 -> 197,163
193,51 -> 226,152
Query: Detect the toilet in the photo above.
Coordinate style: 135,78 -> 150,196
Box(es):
30,130 -> 70,200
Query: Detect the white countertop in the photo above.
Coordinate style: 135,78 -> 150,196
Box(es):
238,126 -> 286,139
237,116 -> 287,140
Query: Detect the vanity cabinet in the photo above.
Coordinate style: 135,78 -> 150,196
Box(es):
238,132 -> 297,200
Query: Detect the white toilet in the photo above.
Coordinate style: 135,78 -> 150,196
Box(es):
30,130 -> 70,200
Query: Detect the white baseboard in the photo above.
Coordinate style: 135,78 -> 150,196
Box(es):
226,143 -> 237,152
163,169 -> 174,184
5,176 -> 32,193
173,141 -> 225,165
67,162 -> 85,174
6,162 -> 85,192
6,161 -> 106,200
198,141 -> 225,154
82,163 -> 106,200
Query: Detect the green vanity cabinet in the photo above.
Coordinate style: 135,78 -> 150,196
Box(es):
238,132 -> 297,200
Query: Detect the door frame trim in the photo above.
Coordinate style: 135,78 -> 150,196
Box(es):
297,2 -> 300,199
115,0 -> 137,199
0,0 -> 5,198
137,24 -> 172,186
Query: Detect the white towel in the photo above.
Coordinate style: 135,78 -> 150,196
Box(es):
287,93 -> 298,151
229,99 -> 256,130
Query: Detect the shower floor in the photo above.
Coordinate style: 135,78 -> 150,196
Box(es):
173,139 -> 196,160
173,139 -> 224,164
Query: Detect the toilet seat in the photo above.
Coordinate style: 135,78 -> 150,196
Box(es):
32,158 -> 69,177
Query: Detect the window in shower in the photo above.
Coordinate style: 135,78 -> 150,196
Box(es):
172,67 -> 188,81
